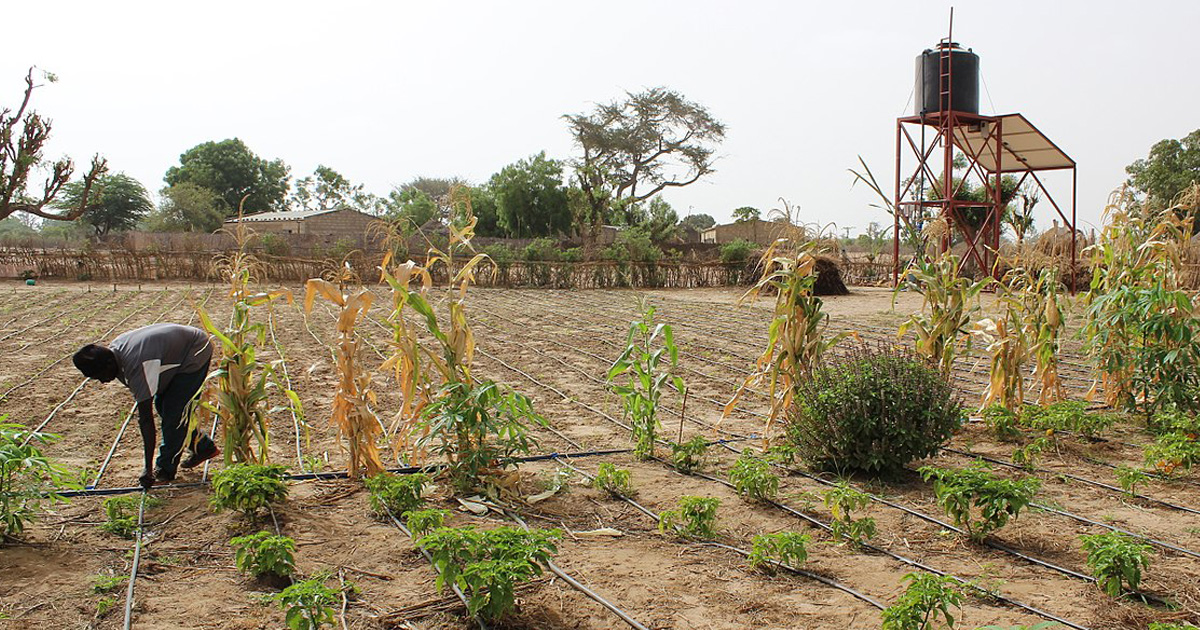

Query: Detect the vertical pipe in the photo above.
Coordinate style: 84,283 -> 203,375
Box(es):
894,121 -> 903,286
1071,168 -> 1078,293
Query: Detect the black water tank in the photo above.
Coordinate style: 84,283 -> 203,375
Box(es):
914,43 -> 979,115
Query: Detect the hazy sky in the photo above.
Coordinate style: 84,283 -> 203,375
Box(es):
5,0 -> 1196,235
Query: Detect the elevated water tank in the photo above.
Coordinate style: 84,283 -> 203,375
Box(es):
914,43 -> 979,115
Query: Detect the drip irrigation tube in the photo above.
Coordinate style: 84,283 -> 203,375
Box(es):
122,491 -> 148,630
505,509 -> 652,630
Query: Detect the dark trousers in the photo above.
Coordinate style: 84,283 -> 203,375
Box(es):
154,368 -> 215,474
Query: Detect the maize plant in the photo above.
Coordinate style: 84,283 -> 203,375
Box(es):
607,300 -> 685,459
1017,266 -> 1068,405
1083,189 -> 1200,413
378,254 -> 436,460
198,219 -> 292,465
898,251 -> 991,378
724,236 -> 844,439
971,311 -> 1027,413
304,271 -> 385,478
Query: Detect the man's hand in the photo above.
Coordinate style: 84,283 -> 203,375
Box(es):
139,469 -> 155,489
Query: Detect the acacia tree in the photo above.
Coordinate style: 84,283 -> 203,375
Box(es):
564,87 -> 724,238
291,165 -> 381,214
55,173 -> 153,236
733,206 -> 760,223
0,68 -> 107,223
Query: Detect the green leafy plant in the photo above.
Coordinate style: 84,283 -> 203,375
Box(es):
1011,436 -> 1051,471
231,531 -> 297,579
898,251 -> 992,378
981,405 -> 1022,442
606,301 -> 685,459
920,463 -> 1040,542
659,496 -> 720,540
880,572 -> 964,630
403,508 -> 449,537
748,531 -> 810,573
99,495 -> 162,539
670,436 -> 708,473
728,449 -> 779,501
90,574 -> 126,594
364,472 -> 427,516
0,422 -> 76,537
210,463 -> 289,517
273,577 -> 338,630
1143,431 -> 1200,476
1080,531 -> 1153,597
1114,466 -> 1150,495
719,239 -> 756,264
95,596 -> 117,618
788,344 -> 963,474
1018,402 -> 1116,438
823,480 -> 876,546
592,463 -> 635,497
418,525 -> 560,621
417,380 -> 543,494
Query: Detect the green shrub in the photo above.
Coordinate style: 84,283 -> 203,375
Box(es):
1011,436 -> 1051,471
592,463 -> 635,497
100,495 -> 162,538
231,531 -> 297,579
880,572 -> 963,630
788,345 -> 963,474
719,239 -> 756,264
670,437 -> 708,473
482,244 -> 517,266
90,574 -> 126,594
364,472 -> 427,516
1080,531 -> 1153,597
273,577 -> 338,630
602,227 -> 662,263
1114,465 -> 1150,495
522,238 -> 561,261
659,496 -> 719,540
0,422 -> 76,537
561,247 -> 583,263
919,463 -> 1040,542
728,450 -> 778,501
1017,401 -> 1116,438
748,532 -> 810,573
418,525 -> 560,621
210,464 -> 289,517
981,405 -> 1022,442
403,508 -> 449,537
1144,431 -> 1200,476
823,480 -> 876,546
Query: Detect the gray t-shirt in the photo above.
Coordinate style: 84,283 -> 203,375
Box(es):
110,323 -> 213,402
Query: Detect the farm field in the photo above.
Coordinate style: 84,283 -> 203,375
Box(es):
0,281 -> 1197,630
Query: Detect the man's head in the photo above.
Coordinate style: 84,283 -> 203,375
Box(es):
73,344 -> 119,382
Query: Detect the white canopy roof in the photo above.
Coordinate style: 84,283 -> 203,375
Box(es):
955,113 -> 1075,173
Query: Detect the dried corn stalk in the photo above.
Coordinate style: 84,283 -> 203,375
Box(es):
898,252 -> 992,378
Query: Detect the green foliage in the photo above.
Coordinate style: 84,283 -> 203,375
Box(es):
680,213 -> 716,231
149,182 -> 225,232
0,422 -> 75,537
592,463 -> 635,497
728,450 -> 778,501
1125,129 -> 1200,210
489,152 -> 571,238
898,252 -> 992,377
522,237 -> 562,261
823,480 -> 876,545
1143,431 -> 1200,476
981,405 -> 1022,442
601,227 -> 663,262
920,463 -> 1041,542
1080,531 -> 1153,597
1011,436 -> 1051,471
90,574 -> 126,594
419,525 -> 560,621
1114,466 -> 1150,495
403,508 -> 449,537
658,496 -> 720,540
383,187 -> 438,234
880,572 -> 964,630
632,197 -> 680,242
55,172 -> 152,237
1018,402 -> 1116,438
789,345 -> 963,474
606,302 -> 685,459
99,495 -> 162,539
164,138 -> 290,215
732,206 -> 760,222
719,239 -> 756,264
210,463 -> 289,517
748,532 -> 810,573
418,380 -> 543,494
290,165 -> 380,214
231,531 -> 297,579
273,577 -> 338,630
95,596 -> 118,617
670,436 -> 708,473
364,472 -> 427,516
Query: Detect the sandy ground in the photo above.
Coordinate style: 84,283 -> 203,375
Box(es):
0,281 -> 1195,630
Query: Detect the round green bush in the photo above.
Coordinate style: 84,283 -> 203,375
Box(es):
787,345 -> 963,474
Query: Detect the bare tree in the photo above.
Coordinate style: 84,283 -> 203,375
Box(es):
1,68 -> 107,223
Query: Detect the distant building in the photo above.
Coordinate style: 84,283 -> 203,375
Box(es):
700,219 -> 785,246
223,208 -> 384,238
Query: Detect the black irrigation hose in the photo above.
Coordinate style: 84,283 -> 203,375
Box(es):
504,509 -> 652,630
552,456 -> 888,612
122,490 -> 148,630
943,447 -> 1200,516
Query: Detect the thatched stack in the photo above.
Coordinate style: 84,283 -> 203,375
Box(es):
813,256 -> 849,296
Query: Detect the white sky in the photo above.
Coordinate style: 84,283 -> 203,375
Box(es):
5,0 -> 1197,235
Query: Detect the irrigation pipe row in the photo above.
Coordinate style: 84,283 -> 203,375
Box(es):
0,286 -> 114,343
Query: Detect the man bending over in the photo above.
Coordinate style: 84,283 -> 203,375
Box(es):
73,323 -> 219,488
